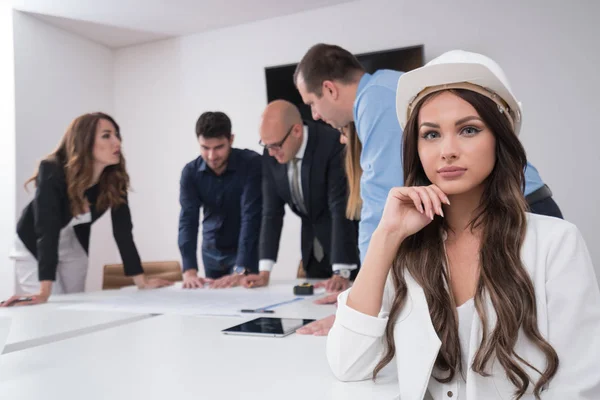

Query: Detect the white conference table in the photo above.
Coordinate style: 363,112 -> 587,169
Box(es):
0,290 -> 150,353
0,280 -> 399,400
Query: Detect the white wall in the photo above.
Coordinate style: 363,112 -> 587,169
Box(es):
12,11 -> 117,292
113,39 -> 302,280
0,6 -> 17,300
114,0 -> 600,279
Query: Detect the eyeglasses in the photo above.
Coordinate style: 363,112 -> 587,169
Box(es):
259,125 -> 294,150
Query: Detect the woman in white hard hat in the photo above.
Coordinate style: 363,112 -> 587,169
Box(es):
326,50 -> 600,399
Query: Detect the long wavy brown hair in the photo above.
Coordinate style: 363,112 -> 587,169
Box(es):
340,122 -> 363,220
373,90 -> 558,399
26,112 -> 130,216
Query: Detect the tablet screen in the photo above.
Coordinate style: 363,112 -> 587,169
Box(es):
222,317 -> 314,337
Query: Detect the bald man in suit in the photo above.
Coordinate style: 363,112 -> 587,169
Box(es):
245,100 -> 359,292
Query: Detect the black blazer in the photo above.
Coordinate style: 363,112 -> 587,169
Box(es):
259,120 -> 359,272
16,158 -> 144,281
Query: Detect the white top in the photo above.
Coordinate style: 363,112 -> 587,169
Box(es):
429,299 -> 473,399
9,212 -> 92,260
327,213 -> 600,399
259,126 -> 356,274
457,298 -> 474,398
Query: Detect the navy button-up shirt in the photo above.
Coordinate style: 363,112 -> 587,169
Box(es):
178,148 -> 262,273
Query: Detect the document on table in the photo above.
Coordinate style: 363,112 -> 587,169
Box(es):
62,284 -> 324,316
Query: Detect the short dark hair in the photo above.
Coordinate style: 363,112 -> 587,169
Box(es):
294,43 -> 365,96
195,111 -> 232,139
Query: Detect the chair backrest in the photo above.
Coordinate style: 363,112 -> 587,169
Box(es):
102,261 -> 183,290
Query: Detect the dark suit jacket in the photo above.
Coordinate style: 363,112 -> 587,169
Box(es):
259,120 -> 359,275
16,158 -> 144,281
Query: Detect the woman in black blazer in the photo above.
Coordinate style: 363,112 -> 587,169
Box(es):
2,112 -> 171,306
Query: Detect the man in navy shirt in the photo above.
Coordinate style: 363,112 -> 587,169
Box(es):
178,111 -> 262,289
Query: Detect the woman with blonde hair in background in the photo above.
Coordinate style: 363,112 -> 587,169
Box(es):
338,122 -> 363,221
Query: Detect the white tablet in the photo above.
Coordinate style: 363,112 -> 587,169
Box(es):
221,317 -> 315,338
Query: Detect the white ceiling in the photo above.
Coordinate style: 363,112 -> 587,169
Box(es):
12,0 -> 355,48
28,12 -> 174,48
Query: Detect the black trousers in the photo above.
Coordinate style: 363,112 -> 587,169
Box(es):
304,252 -> 332,279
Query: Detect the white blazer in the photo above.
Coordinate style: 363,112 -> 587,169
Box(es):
327,214 -> 600,399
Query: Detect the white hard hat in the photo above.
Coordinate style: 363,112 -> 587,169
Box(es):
396,50 -> 523,135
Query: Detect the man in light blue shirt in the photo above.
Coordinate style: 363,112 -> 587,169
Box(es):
351,69 -> 405,260
295,43 -> 562,262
